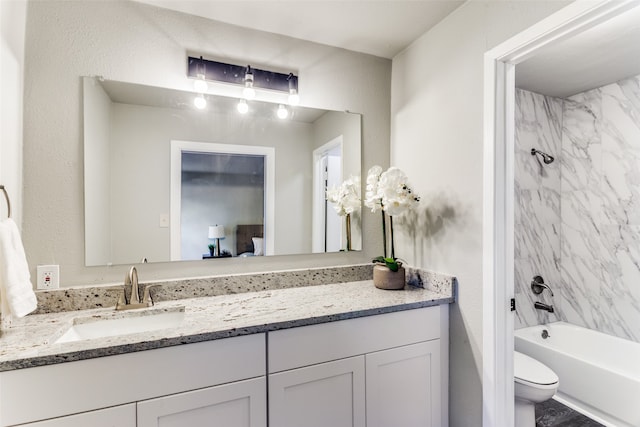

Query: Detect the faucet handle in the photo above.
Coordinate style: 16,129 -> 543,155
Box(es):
141,284 -> 161,306
531,275 -> 554,296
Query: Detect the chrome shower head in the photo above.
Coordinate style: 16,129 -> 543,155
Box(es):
531,148 -> 554,164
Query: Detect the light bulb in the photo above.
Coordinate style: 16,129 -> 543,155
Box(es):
243,85 -> 256,100
288,90 -> 300,106
277,104 -> 289,119
194,94 -> 206,109
193,75 -> 208,93
237,99 -> 249,114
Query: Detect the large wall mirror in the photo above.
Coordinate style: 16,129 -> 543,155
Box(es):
83,77 -> 362,267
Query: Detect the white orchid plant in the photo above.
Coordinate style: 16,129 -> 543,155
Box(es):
365,166 -> 419,271
326,175 -> 361,217
326,175 -> 361,251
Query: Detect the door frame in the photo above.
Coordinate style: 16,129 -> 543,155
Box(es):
482,1 -> 639,425
311,136 -> 343,253
170,140 -> 275,260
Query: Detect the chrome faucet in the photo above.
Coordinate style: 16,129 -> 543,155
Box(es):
531,275 -> 554,296
534,301 -> 554,313
116,266 -> 157,310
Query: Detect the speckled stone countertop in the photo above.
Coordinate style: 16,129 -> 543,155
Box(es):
0,266 -> 455,372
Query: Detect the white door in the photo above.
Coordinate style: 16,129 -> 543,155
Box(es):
269,356 -> 365,427
137,377 -> 266,427
19,404 -> 135,427
366,341 -> 442,427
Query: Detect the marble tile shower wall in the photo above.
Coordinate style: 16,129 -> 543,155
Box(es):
561,74 -> 640,342
514,88 -> 563,328
515,74 -> 640,343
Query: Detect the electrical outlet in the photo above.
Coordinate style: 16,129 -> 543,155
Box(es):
36,265 -> 60,290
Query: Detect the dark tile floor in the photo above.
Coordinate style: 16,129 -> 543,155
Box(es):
535,399 -> 605,427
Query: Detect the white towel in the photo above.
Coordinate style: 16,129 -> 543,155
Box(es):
0,218 -> 37,318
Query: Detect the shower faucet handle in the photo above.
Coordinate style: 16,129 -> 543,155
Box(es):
531,275 -> 554,297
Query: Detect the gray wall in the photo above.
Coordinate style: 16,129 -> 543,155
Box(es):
390,2 -> 570,425
22,0 -> 390,285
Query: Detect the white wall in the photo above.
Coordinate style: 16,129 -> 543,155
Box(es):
22,0 -> 390,285
0,0 -> 26,227
390,2 -> 570,425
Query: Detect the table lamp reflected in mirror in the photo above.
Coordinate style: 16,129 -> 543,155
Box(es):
208,225 -> 225,257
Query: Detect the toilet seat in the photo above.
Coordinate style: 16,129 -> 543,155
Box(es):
514,351 -> 559,387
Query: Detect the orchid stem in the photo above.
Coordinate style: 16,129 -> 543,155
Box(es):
381,210 -> 387,258
390,215 -> 395,260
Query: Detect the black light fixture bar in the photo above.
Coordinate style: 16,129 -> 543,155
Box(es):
187,56 -> 297,93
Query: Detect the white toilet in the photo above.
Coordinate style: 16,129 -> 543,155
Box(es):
514,351 -> 559,427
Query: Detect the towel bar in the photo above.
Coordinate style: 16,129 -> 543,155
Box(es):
0,185 -> 11,218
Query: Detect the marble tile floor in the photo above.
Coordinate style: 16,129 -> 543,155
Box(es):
536,399 -> 604,427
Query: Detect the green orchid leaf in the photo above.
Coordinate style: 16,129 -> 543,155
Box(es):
372,256 -> 385,263
384,258 -> 399,272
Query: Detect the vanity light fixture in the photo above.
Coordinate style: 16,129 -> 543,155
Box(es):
277,104 -> 289,119
194,94 -> 207,110
237,99 -> 249,114
243,66 -> 256,100
287,73 -> 299,106
187,56 -> 298,101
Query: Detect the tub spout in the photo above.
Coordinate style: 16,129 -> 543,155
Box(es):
534,301 -> 554,313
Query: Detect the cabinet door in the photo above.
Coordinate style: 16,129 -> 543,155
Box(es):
269,356 -> 365,427
137,377 -> 266,427
17,404 -> 135,427
366,340 -> 442,427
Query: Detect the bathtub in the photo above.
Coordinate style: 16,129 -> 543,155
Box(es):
515,322 -> 640,427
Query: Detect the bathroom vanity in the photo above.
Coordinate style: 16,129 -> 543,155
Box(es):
0,267 -> 455,427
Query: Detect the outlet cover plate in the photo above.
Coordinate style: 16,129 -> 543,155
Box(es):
36,265 -> 60,290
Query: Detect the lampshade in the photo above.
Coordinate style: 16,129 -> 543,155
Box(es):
208,225 -> 225,239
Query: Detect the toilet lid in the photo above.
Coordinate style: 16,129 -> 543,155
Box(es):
514,351 -> 559,386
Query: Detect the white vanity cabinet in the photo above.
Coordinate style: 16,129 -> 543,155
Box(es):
268,305 -> 449,427
1,305 -> 448,427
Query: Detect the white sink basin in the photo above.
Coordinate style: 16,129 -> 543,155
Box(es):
54,308 -> 185,344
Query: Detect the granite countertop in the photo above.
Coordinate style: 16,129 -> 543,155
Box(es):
0,269 -> 455,372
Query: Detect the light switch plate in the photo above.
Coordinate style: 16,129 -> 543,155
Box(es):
36,265 -> 60,290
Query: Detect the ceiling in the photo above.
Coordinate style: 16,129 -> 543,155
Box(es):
516,4 -> 640,98
134,0 -> 465,59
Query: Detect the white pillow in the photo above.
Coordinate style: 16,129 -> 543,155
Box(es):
252,237 -> 264,256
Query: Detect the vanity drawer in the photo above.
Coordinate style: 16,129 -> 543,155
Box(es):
0,334 -> 265,427
268,306 -> 441,373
